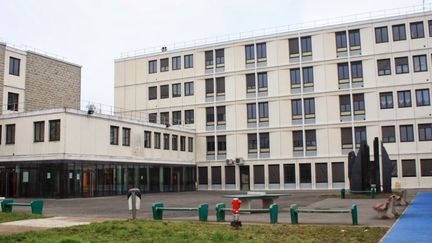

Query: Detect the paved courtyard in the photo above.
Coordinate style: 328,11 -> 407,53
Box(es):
6,189 -> 419,227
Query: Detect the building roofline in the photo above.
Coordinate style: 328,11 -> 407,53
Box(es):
26,51 -> 82,68
115,5 -> 432,62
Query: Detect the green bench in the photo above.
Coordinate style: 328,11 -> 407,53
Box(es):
290,204 -> 358,225
152,202 -> 208,222
340,187 -> 376,199
1,199 -> 44,214
215,203 -> 278,224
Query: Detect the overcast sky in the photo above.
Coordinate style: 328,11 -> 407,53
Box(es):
0,0 -> 427,107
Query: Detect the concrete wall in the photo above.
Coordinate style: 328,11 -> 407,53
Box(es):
24,52 -> 81,112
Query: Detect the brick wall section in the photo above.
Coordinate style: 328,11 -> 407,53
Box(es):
0,44 -> 5,113
24,52 -> 81,112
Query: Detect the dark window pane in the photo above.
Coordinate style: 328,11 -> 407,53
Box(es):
284,164 -> 295,184
198,167 -> 208,184
300,164 -> 311,183
332,162 -> 345,182
254,165 -> 264,184
420,159 -> 432,176
402,160 -> 416,177
268,165 -> 280,184
225,166 -> 235,184
211,167 -> 221,184
315,163 -> 328,183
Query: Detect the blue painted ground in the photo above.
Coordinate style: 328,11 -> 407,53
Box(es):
382,192 -> 432,243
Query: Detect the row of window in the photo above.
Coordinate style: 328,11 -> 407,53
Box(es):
206,124 -> 431,155
148,54 -> 193,73
0,119 -> 61,145
380,89 -> 430,109
148,110 -> 194,125
198,158 -> 432,186
148,82 -> 194,100
109,126 -> 193,152
375,20 -> 432,43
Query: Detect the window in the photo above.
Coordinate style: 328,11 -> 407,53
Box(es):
160,112 -> 169,125
247,103 -> 256,123
398,90 -> 412,108
402,159 -> 416,177
353,93 -> 365,115
248,133 -> 257,153
206,107 -> 214,126
185,110 -> 194,124
172,111 -> 181,125
9,57 -> 21,76
413,55 -> 427,72
188,137 -> 193,152
198,167 -> 208,185
184,54 -> 193,69
206,136 -> 215,155
216,77 -> 225,96
332,162 -> 345,183
205,50 -> 213,68
416,89 -> 430,106
246,73 -> 255,93
268,165 -> 280,184
184,81 -> 194,96
256,43 -> 266,61
7,92 -> 19,111
163,134 -> 170,150
305,130 -> 316,151
254,165 -> 264,184
341,127 -> 352,149
258,72 -> 268,92
338,63 -> 349,83
149,113 -> 157,123
148,86 -> 157,100
293,130 -> 303,151
375,26 -> 389,43
349,29 -> 361,50
421,159 -> 432,176
354,126 -> 367,147
154,132 -> 161,149
284,164 -> 296,183
315,163 -> 328,183
216,49 -> 224,66
110,126 -> 119,145
301,36 -> 312,56
300,164 -> 311,183
217,135 -> 226,154
205,78 -> 214,97
351,61 -> 363,82
245,44 -> 254,62
172,135 -> 178,151
410,21 -> 424,39
391,160 -> 398,177
258,102 -> 268,122
160,58 -> 169,72
382,126 -> 396,143
380,92 -> 394,109
148,60 -> 157,73
392,24 -> 406,41
172,56 -> 181,70
430,20 -> 432,37
304,98 -> 315,119
33,121 -> 44,142
339,95 -> 351,116
172,83 -> 181,97
212,167 -> 222,185
400,125 -> 414,142
377,59 -> 391,76
49,119 -> 61,141
260,132 -> 270,153
216,106 -> 226,125
144,131 -> 151,148
160,85 -> 169,99
289,38 -> 299,57
0,125 -> 2,144
418,124 -> 432,141
290,68 -> 301,88
303,67 -> 314,86
335,31 -> 347,51
291,99 -> 302,120
6,124 -> 15,145
122,128 -> 130,146
180,136 -> 186,151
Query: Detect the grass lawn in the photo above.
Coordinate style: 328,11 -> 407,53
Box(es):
0,220 -> 388,243
0,212 -> 45,223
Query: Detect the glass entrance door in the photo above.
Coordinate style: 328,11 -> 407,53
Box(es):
82,164 -> 96,197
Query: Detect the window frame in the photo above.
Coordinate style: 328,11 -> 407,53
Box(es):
160,58 -> 169,72
110,125 -> 119,145
375,26 -> 389,43
172,56 -> 181,70
410,21 -> 425,39
184,54 -> 193,69
380,92 -> 394,109
33,121 -> 45,143
416,89 -> 430,106
172,83 -> 181,97
148,60 -> 157,74
122,127 -> 131,146
184,81 -> 194,96
49,119 -> 61,142
392,24 -> 407,41
9,57 -> 20,76
400,124 -> 414,142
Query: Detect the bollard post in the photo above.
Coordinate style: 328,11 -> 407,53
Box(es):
215,203 -> 226,222
31,200 -> 44,214
198,203 -> 209,222
371,186 -> 376,199
290,204 -> 298,224
351,204 -> 358,225
152,202 -> 164,220
269,204 -> 278,224
341,188 -> 346,199
131,192 -> 137,219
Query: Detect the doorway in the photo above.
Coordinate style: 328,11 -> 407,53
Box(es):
239,165 -> 250,191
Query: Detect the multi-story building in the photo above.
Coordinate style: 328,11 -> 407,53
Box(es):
115,11 -> 432,191
0,44 -> 196,198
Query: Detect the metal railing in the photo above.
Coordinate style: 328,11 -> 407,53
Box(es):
119,2 -> 432,59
